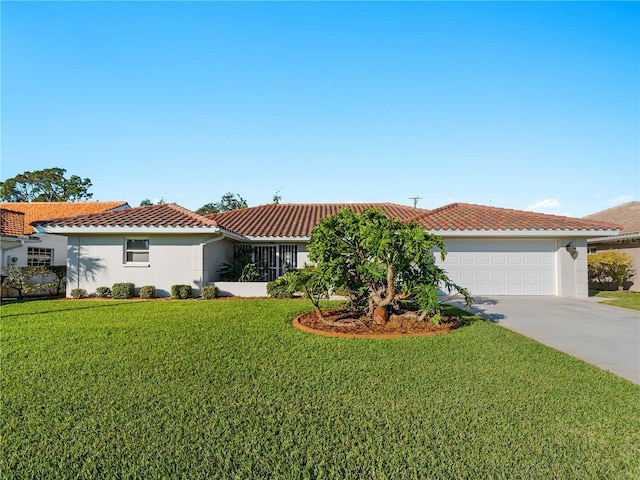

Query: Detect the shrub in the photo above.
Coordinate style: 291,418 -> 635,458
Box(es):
95,286 -> 112,298
70,288 -> 87,299
112,282 -> 136,299
201,285 -> 218,299
171,284 -> 192,299
139,285 -> 157,299
267,274 -> 296,298
588,251 -> 634,291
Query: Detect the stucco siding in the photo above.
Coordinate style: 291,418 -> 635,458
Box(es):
66,233 -> 213,297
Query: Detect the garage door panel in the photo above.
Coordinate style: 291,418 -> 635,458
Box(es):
437,240 -> 556,296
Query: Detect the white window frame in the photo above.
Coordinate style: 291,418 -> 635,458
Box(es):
124,238 -> 150,265
27,247 -> 54,266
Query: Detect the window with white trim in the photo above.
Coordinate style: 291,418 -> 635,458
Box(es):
125,239 -> 150,263
27,247 -> 54,266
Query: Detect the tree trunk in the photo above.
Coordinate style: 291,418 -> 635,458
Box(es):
377,263 -> 395,308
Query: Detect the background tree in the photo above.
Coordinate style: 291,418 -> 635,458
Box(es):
196,193 -> 247,215
272,189 -> 282,204
307,207 -> 472,322
0,168 -> 92,202
139,198 -> 166,206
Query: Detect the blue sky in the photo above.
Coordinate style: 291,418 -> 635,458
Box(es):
2,1 -> 638,217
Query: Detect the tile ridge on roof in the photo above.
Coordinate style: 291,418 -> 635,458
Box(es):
163,203 -> 219,227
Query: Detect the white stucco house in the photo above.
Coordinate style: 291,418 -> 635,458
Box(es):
32,202 -> 619,298
0,202 -> 129,270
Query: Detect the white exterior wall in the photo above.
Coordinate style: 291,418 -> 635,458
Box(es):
556,238 -> 588,297
1,233 -> 67,268
66,233 -> 216,297
438,236 -> 590,298
203,238 -> 234,282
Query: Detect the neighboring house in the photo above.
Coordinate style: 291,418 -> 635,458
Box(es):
583,201 -> 639,292
0,202 -> 129,270
33,202 -> 619,298
1,208 -> 40,269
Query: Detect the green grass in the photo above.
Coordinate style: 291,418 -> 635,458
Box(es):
592,290 -> 640,311
2,299 -> 639,479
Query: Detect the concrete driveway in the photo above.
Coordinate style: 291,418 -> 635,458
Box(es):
445,296 -> 640,385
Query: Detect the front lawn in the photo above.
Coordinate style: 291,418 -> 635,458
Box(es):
591,290 -> 640,311
2,299 -> 639,479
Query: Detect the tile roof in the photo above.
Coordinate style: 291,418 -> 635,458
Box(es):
0,208 -> 26,237
408,203 -> 621,232
34,203 -> 220,229
208,203 -> 428,238
0,201 -> 129,234
583,201 -> 640,235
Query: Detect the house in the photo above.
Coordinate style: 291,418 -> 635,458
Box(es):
0,202 -> 129,269
32,202 -> 619,298
583,201 -> 639,292
1,208 -> 41,269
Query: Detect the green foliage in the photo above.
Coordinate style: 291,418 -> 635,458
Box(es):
0,167 -> 92,202
112,283 -> 136,299
588,251 -> 635,291
218,249 -> 267,282
139,285 -> 157,299
201,285 -> 219,299
95,286 -> 112,298
139,199 -> 153,206
70,288 -> 87,299
308,207 -> 473,318
196,192 -> 248,215
2,299 -> 640,478
2,266 -> 52,299
266,274 -> 297,298
171,284 -> 192,299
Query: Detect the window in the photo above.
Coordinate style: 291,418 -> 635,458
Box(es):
125,239 -> 149,263
588,247 -> 597,254
234,244 -> 297,281
27,247 -> 53,266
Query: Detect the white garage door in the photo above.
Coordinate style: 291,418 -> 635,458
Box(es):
436,240 -> 556,296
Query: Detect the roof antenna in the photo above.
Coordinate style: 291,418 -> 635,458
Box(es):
409,196 -> 422,208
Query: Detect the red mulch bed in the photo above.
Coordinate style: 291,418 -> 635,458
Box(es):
293,308 -> 462,339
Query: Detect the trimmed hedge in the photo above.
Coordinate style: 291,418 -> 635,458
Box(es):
112,283 -> 136,299
171,285 -> 192,299
95,286 -> 112,298
266,275 -> 295,298
139,286 -> 157,299
70,288 -> 87,299
201,285 -> 218,300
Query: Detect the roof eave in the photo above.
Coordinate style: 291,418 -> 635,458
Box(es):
427,229 -> 620,237
588,232 -> 640,243
34,226 -> 224,235
243,236 -> 312,242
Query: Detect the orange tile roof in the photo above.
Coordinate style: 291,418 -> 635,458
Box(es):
0,208 -> 26,237
408,203 -> 621,232
34,203 -> 220,229
208,203 -> 428,238
0,201 -> 129,234
583,201 -> 640,235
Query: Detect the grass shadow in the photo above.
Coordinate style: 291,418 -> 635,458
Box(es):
0,300 -> 146,319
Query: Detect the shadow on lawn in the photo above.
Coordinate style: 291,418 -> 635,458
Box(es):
0,300 -> 144,319
443,296 -> 505,324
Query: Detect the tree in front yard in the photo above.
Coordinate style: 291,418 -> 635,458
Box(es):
588,251 -> 634,291
303,207 -> 472,323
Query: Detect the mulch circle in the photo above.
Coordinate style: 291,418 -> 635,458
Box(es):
293,308 -> 462,339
